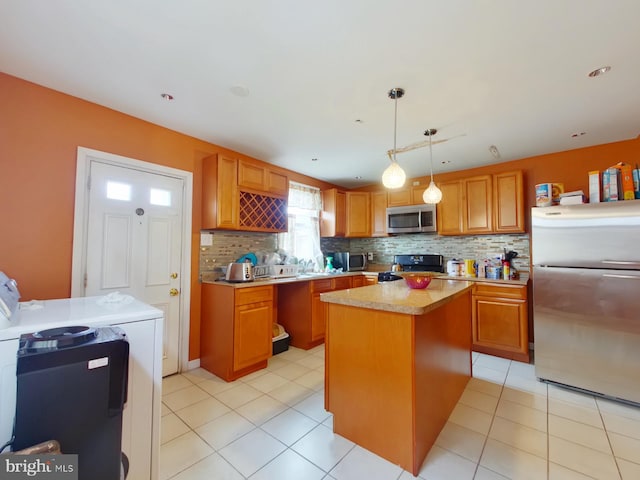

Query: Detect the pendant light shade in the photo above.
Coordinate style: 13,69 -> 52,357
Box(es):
423,180 -> 443,203
381,87 -> 406,189
382,162 -> 406,189
422,128 -> 443,204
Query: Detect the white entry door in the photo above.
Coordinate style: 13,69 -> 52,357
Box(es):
85,161 -> 183,376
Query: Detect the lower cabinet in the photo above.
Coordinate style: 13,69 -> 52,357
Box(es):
201,284 -> 273,381
278,276 -> 353,349
472,283 -> 529,363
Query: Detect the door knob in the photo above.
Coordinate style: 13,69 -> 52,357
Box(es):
169,288 -> 179,296
170,272 -> 178,279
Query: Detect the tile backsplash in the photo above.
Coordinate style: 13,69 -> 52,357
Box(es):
346,233 -> 530,272
200,230 -> 530,279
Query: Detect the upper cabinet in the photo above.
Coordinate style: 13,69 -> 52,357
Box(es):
437,170 -> 524,236
238,159 -> 289,197
202,155 -> 289,233
320,188 -> 346,237
370,191 -> 388,237
386,184 -> 430,207
345,192 -> 371,237
203,154 -> 238,230
493,171 -> 525,233
321,189 -> 371,237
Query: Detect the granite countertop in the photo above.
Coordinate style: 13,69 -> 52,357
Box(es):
201,270 -> 529,288
320,277 -> 473,316
201,271 -> 365,288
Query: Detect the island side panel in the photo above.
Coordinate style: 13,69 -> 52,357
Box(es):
413,289 -> 472,474
326,303 -> 415,471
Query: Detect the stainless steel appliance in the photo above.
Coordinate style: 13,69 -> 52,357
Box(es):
386,205 -> 437,234
532,200 -> 640,404
329,252 -> 367,272
378,254 -> 444,282
225,262 -> 254,282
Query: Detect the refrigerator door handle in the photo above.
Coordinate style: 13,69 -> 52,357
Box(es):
602,260 -> 640,267
602,273 -> 640,280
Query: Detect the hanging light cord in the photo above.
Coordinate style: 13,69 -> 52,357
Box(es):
392,92 -> 398,164
429,131 -> 434,180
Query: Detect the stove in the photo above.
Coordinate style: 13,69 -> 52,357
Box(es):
377,254 -> 445,282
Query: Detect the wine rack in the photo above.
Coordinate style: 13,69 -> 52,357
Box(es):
239,191 -> 288,232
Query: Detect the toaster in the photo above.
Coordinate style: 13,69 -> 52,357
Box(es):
225,263 -> 254,282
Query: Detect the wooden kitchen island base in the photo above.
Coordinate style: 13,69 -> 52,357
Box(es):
323,281 -> 472,476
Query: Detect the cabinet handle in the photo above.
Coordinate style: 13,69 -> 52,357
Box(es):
169,288 -> 180,296
170,272 -> 178,279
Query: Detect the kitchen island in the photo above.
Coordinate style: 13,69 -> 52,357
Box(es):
320,278 -> 473,476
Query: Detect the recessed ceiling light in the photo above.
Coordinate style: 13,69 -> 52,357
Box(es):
571,132 -> 587,137
311,158 -> 318,162
441,160 -> 451,164
588,66 -> 611,77
355,119 -> 364,124
355,176 -> 362,180
160,93 -> 174,101
230,85 -> 250,97
488,145 -> 501,160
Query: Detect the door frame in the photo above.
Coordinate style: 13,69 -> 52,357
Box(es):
71,146 -> 193,373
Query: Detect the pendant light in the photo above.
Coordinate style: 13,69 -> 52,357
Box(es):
422,128 -> 443,204
381,87 -> 406,189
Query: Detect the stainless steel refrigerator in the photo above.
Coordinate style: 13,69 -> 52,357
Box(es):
532,200 -> 640,405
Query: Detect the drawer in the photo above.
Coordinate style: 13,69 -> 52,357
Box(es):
333,277 -> 352,291
311,278 -> 334,293
235,285 -> 273,305
473,283 -> 526,300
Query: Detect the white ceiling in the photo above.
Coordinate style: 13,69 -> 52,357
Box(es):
2,1 -> 640,188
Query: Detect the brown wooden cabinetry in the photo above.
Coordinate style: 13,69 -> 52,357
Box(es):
387,188 -> 412,207
320,188 -> 346,237
351,275 -> 366,288
437,180 -> 464,234
345,192 -> 371,237
493,170 -> 525,233
202,154 -> 238,229
278,276 -> 353,349
202,155 -> 288,233
464,175 -> 493,233
238,159 -> 289,197
437,170 -> 523,235
201,284 -> 274,381
370,191 -> 388,237
472,282 -> 529,362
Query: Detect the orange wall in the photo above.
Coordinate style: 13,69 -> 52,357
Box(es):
0,72 -> 337,360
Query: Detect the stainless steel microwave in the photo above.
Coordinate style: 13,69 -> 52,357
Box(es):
386,205 -> 437,234
330,252 -> 367,271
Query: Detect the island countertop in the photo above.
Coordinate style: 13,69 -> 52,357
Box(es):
320,277 -> 473,316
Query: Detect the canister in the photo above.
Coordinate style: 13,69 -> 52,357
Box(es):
535,183 -> 552,207
463,259 -> 476,277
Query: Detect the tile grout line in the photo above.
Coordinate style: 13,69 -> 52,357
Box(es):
596,399 -> 624,480
470,359 -> 507,480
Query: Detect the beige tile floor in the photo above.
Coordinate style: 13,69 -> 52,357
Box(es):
159,347 -> 640,479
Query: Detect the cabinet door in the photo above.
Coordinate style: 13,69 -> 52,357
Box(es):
267,170 -> 289,196
463,175 -> 493,233
371,191 -> 388,237
345,192 -> 371,237
493,171 -> 524,233
234,301 -> 273,371
202,155 -> 238,229
387,188 -> 411,207
321,189 -> 346,237
238,160 -> 266,191
352,276 -> 366,288
310,292 -> 326,341
473,296 -> 528,355
437,180 -> 463,235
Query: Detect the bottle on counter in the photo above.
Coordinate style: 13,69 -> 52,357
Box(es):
502,259 -> 510,280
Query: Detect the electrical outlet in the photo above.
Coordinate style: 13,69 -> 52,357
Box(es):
367,252 -> 374,261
